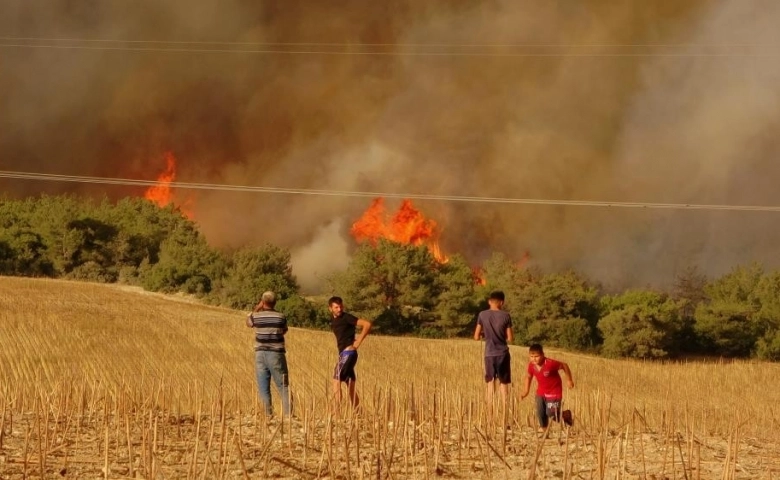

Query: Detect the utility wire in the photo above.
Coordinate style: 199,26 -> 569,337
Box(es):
1,36 -> 776,48
2,170 -> 779,212
0,39 -> 776,57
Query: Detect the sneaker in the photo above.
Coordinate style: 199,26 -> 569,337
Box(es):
562,410 -> 573,427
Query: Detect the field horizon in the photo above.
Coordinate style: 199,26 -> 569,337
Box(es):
1,276 -> 779,479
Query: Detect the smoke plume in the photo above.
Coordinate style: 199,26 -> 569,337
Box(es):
2,0 -> 780,292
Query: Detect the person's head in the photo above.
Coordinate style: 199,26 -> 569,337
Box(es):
529,343 -> 545,365
488,290 -> 505,309
261,291 -> 277,309
328,296 -> 344,317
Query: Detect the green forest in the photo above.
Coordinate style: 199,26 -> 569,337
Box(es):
2,195 -> 779,361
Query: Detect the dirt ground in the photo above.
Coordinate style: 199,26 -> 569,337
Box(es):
1,412 -> 779,479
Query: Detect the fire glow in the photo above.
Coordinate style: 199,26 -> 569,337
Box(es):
350,198 -> 448,263
144,152 -> 193,218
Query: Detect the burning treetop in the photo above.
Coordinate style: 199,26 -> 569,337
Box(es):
143,152 -> 193,218
350,198 -> 447,263
144,152 -> 176,207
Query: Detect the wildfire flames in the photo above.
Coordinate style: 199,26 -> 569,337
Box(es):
350,198 -> 448,263
472,251 -> 531,286
473,267 -> 487,286
144,152 -> 193,218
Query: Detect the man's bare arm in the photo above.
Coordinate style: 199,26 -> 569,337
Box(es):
353,318 -> 372,349
519,374 -> 532,399
561,362 -> 575,389
473,324 -> 483,340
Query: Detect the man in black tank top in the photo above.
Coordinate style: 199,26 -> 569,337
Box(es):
328,296 -> 372,410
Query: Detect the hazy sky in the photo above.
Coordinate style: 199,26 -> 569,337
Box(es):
2,0 -> 780,292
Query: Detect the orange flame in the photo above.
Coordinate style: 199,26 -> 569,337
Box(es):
517,251 -> 531,268
473,267 -> 487,286
472,252 -> 531,286
144,152 -> 176,206
144,152 -> 194,218
351,198 -> 448,263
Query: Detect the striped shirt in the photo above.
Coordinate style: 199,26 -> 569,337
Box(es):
249,309 -> 288,353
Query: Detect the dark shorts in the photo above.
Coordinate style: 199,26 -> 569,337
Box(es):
484,352 -> 511,384
333,350 -> 358,383
544,398 -> 562,419
535,395 -> 572,427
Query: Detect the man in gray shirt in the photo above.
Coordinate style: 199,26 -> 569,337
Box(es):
474,290 -> 514,419
246,291 -> 291,418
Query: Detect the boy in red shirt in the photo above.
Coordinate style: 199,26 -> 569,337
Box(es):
520,343 -> 575,432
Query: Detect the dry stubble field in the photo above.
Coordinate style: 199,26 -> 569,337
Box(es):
1,276 -> 779,479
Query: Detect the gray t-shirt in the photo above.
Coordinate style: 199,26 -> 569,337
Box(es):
477,309 -> 512,357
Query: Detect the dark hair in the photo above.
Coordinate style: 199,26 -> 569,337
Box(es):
328,296 -> 344,306
488,290 -> 505,302
529,343 -> 544,354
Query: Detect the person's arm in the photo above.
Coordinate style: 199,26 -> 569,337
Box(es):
247,300 -> 264,327
505,326 -> 514,344
473,324 -> 483,341
519,372 -> 533,400
560,362 -> 575,389
352,318 -> 372,349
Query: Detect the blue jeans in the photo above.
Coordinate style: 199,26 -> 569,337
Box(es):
535,395 -> 562,428
254,350 -> 291,416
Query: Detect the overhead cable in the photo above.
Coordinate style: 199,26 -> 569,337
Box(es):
2,170 -> 779,212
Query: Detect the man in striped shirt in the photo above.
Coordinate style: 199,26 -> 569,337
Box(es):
246,291 -> 291,417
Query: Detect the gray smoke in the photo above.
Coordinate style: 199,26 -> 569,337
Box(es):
2,0 -> 779,293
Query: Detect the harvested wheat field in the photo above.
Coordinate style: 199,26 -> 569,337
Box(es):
1,276 -> 779,479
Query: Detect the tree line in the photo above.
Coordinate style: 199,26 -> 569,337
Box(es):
2,195 -> 779,361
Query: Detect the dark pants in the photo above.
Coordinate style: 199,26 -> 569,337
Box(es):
333,350 -> 358,383
535,395 -> 562,428
484,352 -> 512,384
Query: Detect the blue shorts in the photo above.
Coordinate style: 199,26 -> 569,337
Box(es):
484,353 -> 511,384
333,350 -> 358,383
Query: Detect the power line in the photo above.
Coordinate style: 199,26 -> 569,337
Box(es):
2,170 -> 779,212
0,40 -> 776,57
1,36 -> 776,48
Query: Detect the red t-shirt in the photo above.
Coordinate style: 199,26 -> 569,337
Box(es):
527,358 -> 563,400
